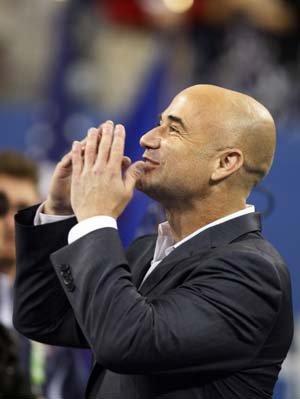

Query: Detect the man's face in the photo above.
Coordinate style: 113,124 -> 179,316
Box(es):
0,174 -> 39,268
137,91 -> 218,205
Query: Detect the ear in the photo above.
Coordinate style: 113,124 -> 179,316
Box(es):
211,149 -> 244,182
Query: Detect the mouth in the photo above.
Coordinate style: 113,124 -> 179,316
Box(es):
142,154 -> 160,166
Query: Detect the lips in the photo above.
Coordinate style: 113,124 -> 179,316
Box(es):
142,153 -> 160,166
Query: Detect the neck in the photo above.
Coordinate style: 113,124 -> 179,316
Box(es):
165,195 -> 246,243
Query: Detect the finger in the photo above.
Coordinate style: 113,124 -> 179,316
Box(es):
75,123 -> 103,154
122,156 -> 132,170
79,138 -> 87,153
80,124 -> 103,153
95,123 -> 104,144
59,152 -> 72,168
124,161 -> 145,195
95,120 -> 114,169
72,141 -> 83,178
83,127 -> 99,171
108,124 -> 125,170
97,122 -> 105,131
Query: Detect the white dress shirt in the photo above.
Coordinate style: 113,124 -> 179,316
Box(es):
34,203 -> 255,283
142,205 -> 255,283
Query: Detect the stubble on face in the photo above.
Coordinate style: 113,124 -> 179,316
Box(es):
136,91 -> 219,206
136,149 -> 214,210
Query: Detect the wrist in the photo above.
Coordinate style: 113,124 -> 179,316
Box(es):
43,200 -> 73,216
76,212 -> 117,223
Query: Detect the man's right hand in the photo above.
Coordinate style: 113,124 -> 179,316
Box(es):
43,123 -> 132,215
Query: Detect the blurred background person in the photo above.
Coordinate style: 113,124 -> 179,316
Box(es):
0,0 -> 299,397
0,150 -> 90,398
0,192 -> 9,255
0,151 -> 40,279
0,151 -> 43,396
0,190 -> 37,398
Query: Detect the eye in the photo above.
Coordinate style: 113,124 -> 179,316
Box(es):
169,125 -> 179,133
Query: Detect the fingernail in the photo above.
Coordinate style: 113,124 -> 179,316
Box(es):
88,128 -> 97,137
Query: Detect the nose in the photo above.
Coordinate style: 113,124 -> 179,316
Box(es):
140,127 -> 161,149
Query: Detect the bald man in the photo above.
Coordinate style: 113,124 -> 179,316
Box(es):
13,85 -> 293,399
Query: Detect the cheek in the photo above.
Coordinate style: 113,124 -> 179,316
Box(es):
172,156 -> 212,188
160,143 -> 209,180
163,145 -> 186,167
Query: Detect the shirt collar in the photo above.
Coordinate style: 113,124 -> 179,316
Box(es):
156,204 -> 255,253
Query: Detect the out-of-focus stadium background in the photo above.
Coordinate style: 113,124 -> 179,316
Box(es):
0,0 -> 299,397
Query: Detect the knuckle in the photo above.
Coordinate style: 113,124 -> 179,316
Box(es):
85,146 -> 94,155
107,164 -> 117,173
92,167 -> 101,176
102,128 -> 111,136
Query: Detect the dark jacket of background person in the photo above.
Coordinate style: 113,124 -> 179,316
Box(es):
0,191 -> 36,399
0,151 -> 90,399
13,206 -> 293,399
0,324 -> 36,399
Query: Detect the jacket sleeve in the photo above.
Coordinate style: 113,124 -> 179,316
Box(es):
13,205 -> 89,348
49,227 -> 285,374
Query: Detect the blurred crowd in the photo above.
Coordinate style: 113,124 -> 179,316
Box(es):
0,0 -> 299,397
0,0 -> 298,166
0,0 -> 299,123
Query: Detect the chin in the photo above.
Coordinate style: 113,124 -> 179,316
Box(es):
136,182 -> 169,206
136,173 -> 158,194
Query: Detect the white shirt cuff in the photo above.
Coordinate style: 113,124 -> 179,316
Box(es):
68,216 -> 117,244
34,201 -> 74,226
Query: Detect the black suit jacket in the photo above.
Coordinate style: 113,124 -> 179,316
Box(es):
13,206 -> 293,399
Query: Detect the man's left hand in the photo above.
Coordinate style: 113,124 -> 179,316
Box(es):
70,121 -> 145,222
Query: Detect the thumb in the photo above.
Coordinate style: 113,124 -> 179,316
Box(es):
122,156 -> 132,171
124,161 -> 145,193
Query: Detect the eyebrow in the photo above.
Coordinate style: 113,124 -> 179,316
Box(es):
159,113 -> 187,130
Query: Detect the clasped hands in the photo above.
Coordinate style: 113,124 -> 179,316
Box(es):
44,121 -> 145,221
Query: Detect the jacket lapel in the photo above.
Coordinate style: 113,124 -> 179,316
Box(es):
139,229 -> 212,296
139,212 -> 262,296
130,237 -> 156,288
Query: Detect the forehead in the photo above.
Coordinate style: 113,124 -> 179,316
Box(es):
163,93 -> 190,119
0,174 -> 39,205
162,92 -> 213,131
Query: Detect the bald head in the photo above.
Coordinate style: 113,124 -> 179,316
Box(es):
178,85 -> 276,192
138,84 -> 276,210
